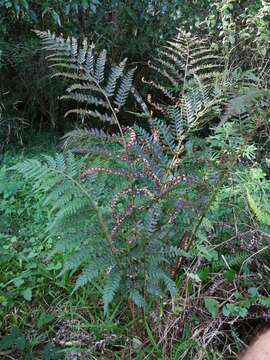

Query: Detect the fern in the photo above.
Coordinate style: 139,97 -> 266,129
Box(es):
34,30 -> 138,128
129,289 -> 146,308
75,256 -> 112,290
212,251 -> 251,271
139,29 -> 227,162
142,28 -> 269,164
103,267 -> 122,316
114,68 -> 136,109
28,27 -> 268,316
144,28 -> 223,110
247,192 -> 270,226
258,296 -> 270,308
13,152 -> 114,252
14,120 -> 193,313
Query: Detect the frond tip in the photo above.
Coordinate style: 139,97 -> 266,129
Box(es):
144,28 -> 223,110
35,30 -> 137,126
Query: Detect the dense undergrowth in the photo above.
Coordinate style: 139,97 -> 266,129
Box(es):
1,127 -> 270,359
0,139 -> 141,359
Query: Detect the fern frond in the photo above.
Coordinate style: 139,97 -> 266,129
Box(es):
214,252 -> 251,270
63,248 -> 92,272
247,192 -> 270,226
145,205 -> 161,235
105,59 -> 127,96
103,267 -> 122,315
62,128 -> 120,151
61,93 -> 110,109
142,28 -> 224,162
84,46 -> 95,75
114,68 -> 136,108
129,289 -> 146,308
64,109 -> 115,124
75,256 -> 111,290
258,296 -> 270,308
153,118 -> 176,153
94,49 -> 107,83
147,28 -> 223,97
66,83 -> 104,94
13,153 -> 112,251
167,106 -> 184,139
35,30 -> 137,128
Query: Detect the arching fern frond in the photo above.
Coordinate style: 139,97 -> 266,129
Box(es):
103,267 -> 123,316
34,30 -> 138,128
140,29 -> 225,163
12,152 -> 115,253
144,28 -> 224,110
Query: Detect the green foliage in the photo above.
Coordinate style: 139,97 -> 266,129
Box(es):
35,27 -> 257,159
2,0 -> 269,147
18,26 -> 268,329
205,0 -> 270,56
0,0 -> 101,36
0,38 -> 68,148
0,151 -> 61,317
0,91 -> 28,150
247,192 -> 270,226
146,27 -> 223,91
0,327 -> 26,352
204,298 -> 219,318
34,30 -> 140,128
0,145 -> 129,358
2,3 -> 270,358
0,0 -> 208,145
14,142 -> 188,315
